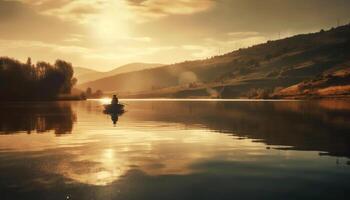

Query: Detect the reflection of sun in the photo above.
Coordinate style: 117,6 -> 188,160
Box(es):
54,128 -> 257,186
96,170 -> 112,181
97,98 -> 111,105
58,148 -> 125,186
103,148 -> 115,160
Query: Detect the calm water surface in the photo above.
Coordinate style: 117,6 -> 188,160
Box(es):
0,99 -> 350,200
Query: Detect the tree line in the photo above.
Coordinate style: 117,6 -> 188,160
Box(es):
83,87 -> 103,99
0,57 -> 76,101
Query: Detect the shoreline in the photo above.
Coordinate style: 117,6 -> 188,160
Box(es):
1,95 -> 349,102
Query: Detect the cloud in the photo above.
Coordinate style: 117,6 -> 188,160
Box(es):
227,32 -> 260,39
13,0 -> 106,23
38,0 -> 105,22
182,45 -> 217,58
0,39 -> 89,56
16,0 -> 216,24
0,0 -> 82,42
127,0 -> 217,21
181,32 -> 268,59
18,0 -> 71,9
0,38 -> 175,70
86,45 -> 175,61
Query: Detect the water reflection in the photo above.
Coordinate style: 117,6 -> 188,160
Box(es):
0,100 -> 349,200
0,102 -> 76,135
124,100 -> 350,158
103,110 -> 125,125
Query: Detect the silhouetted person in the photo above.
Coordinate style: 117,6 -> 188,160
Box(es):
111,95 -> 118,105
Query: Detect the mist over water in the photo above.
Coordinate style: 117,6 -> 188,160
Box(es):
0,100 -> 350,200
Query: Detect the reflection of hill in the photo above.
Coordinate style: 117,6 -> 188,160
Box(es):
0,102 -> 76,135
127,100 -> 350,158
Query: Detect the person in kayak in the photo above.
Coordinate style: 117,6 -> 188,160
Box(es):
111,95 -> 119,105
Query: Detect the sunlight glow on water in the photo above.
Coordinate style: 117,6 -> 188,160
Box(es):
95,98 -> 112,105
94,98 -> 301,104
0,100 -> 349,199
123,98 -> 301,102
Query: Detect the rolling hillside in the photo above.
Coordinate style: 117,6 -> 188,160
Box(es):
74,67 -> 99,77
74,63 -> 163,84
108,63 -> 164,75
79,24 -> 350,98
275,66 -> 350,98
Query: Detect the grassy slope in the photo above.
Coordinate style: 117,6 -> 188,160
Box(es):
275,67 -> 350,98
80,24 -> 350,99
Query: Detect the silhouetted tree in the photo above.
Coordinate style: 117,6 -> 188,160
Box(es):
84,88 -> 104,98
0,57 -> 77,101
26,57 -> 32,66
94,90 -> 103,98
86,88 -> 92,96
54,59 -> 74,94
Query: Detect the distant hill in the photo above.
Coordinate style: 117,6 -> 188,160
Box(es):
74,67 -> 102,84
74,63 -> 163,84
79,24 -> 350,99
74,67 -> 99,76
109,63 -> 164,75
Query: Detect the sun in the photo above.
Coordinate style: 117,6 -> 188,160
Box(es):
91,1 -> 132,42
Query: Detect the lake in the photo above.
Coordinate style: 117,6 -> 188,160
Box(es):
0,99 -> 350,200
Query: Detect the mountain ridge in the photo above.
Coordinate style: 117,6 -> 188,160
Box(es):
74,63 -> 164,84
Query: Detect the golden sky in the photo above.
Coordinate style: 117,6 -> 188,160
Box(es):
1,0 -> 350,71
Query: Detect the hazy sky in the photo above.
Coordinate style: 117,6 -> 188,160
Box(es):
1,0 -> 350,71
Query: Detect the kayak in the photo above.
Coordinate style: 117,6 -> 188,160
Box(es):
103,103 -> 125,113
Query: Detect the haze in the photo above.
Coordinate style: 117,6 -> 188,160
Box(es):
1,0 -> 350,71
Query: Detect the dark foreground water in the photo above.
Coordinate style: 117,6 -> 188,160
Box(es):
0,99 -> 350,200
